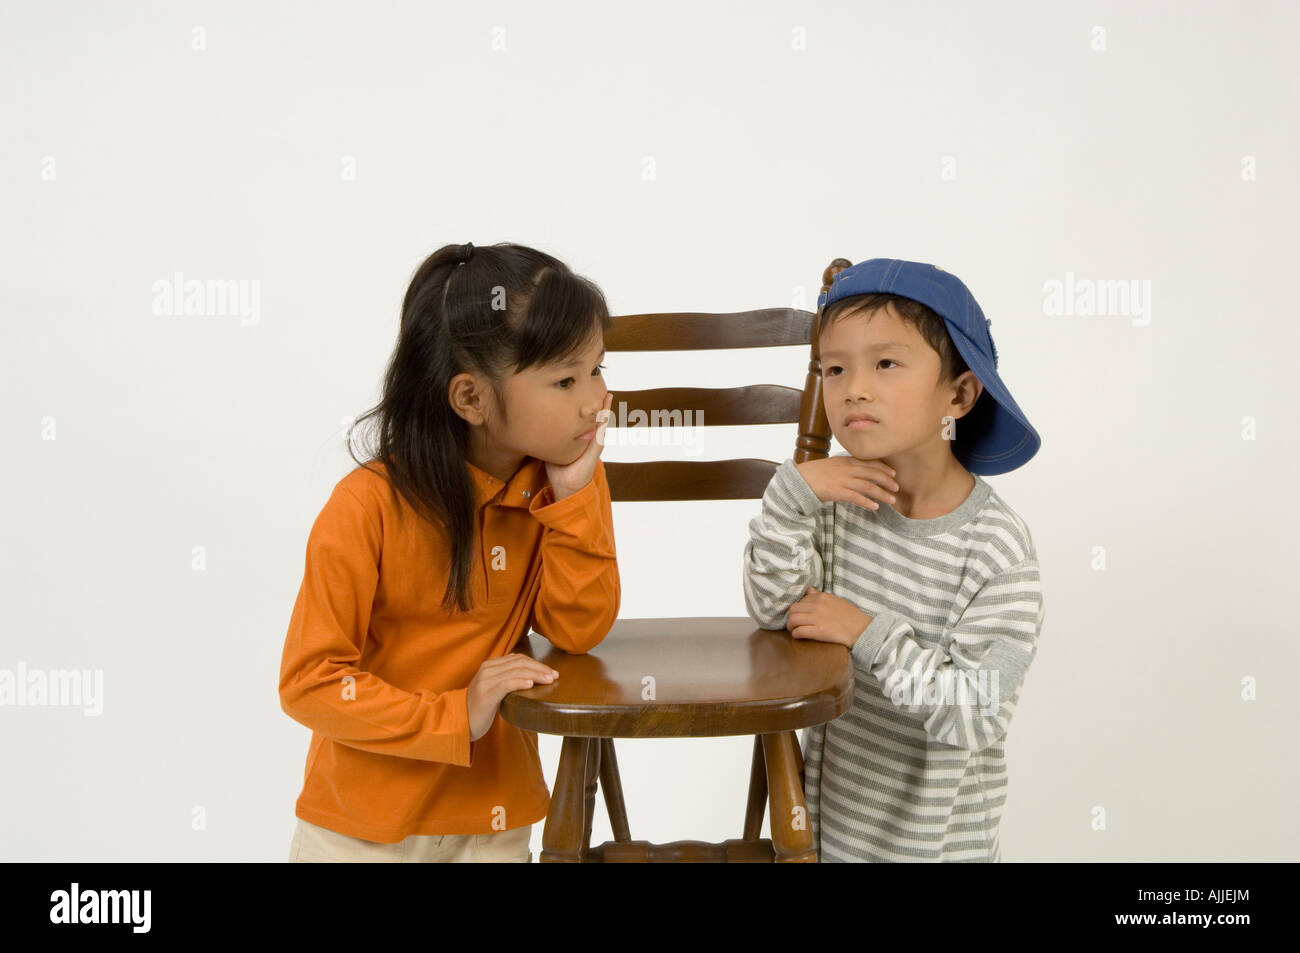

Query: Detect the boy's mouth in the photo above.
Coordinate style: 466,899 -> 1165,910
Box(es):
844,413 -> 879,430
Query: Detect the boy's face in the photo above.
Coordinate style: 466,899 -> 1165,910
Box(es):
819,301 -> 980,462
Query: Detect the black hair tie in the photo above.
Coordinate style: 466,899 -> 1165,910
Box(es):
455,242 -> 474,265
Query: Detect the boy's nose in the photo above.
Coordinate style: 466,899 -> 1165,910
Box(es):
845,376 -> 873,401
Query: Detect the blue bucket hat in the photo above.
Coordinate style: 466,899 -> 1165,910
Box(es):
816,258 -> 1040,475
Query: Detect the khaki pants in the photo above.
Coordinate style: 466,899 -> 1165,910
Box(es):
289,817 -> 533,863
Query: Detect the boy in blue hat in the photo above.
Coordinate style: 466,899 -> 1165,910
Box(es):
742,258 -> 1045,862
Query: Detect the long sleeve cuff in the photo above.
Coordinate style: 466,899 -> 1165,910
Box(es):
773,459 -> 823,517
850,609 -> 902,673
528,474 -> 610,548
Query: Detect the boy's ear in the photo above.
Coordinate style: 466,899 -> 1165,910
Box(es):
949,370 -> 984,419
448,372 -> 491,426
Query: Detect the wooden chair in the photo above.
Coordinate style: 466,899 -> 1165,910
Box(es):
501,258 -> 856,862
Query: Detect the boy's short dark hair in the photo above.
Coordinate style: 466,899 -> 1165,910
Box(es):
818,292 -> 970,385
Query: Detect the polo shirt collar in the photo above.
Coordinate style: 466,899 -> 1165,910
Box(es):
466,456 -> 550,509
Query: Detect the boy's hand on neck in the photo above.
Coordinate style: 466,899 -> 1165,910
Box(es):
795,455 -> 899,511
544,392 -> 613,501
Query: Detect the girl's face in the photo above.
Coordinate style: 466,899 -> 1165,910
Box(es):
481,326 -> 609,469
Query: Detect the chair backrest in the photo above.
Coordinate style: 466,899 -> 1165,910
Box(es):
603,257 -> 853,502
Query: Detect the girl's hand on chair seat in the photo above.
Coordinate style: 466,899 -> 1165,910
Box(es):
466,654 -> 561,742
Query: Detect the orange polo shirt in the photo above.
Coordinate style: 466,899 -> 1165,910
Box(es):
278,455 -> 619,842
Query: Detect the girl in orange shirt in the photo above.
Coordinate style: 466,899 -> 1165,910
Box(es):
280,242 -> 619,862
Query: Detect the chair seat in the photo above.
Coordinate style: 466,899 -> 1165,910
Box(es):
501,617 -> 853,738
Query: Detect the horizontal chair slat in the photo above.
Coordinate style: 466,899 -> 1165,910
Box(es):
605,309 -> 814,351
604,459 -> 778,502
608,385 -> 802,428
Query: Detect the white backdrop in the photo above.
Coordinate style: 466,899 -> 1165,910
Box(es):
3,0 -> 1297,861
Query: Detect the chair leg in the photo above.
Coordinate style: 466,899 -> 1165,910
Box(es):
541,736 -> 591,863
743,735 -> 767,840
598,738 -> 632,842
762,731 -> 817,862
581,736 -> 601,860
793,730 -> 805,788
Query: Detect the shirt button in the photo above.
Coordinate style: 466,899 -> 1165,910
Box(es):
522,489 -> 531,499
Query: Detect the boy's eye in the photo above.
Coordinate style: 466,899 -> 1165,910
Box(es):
826,360 -> 896,376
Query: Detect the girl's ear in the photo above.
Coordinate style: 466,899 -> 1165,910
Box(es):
448,372 -> 490,426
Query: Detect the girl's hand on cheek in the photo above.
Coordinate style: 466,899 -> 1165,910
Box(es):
545,391 -> 613,502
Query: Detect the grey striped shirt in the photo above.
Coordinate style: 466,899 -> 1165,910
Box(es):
742,458 -> 1045,862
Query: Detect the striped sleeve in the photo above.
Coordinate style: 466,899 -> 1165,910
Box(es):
849,558 -> 1044,753
742,460 -> 826,630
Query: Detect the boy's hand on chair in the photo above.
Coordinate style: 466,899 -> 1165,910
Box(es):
795,456 -> 899,511
467,654 -> 560,741
787,586 -> 873,648
545,392 -> 613,502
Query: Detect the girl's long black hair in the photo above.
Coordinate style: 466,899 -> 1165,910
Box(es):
348,243 -> 611,613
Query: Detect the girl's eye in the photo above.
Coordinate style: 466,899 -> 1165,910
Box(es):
825,366 -> 842,376
878,359 -> 897,369
558,364 -> 606,389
